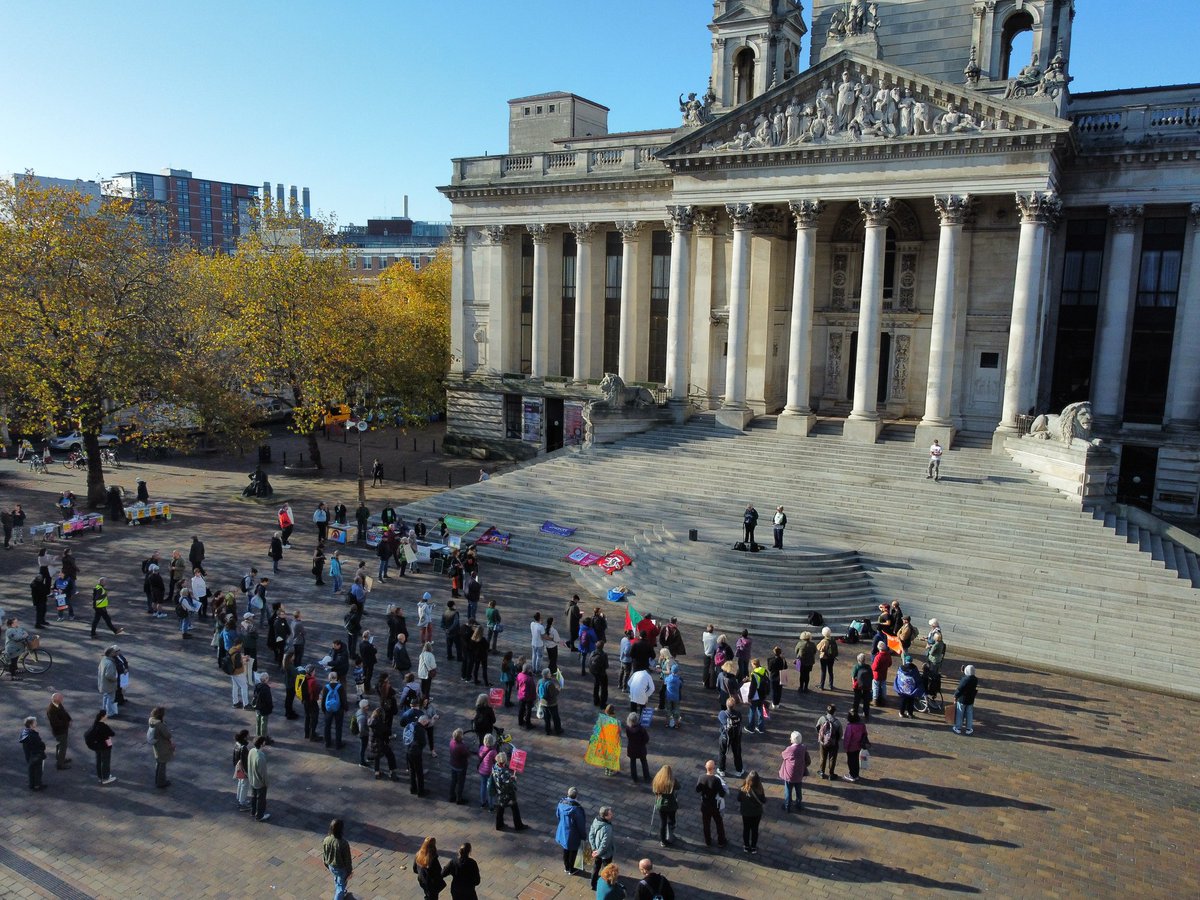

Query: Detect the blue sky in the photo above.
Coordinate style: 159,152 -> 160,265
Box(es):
0,1 -> 1194,225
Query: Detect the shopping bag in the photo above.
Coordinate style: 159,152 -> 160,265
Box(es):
944,703 -> 955,725
575,842 -> 593,870
860,749 -> 871,770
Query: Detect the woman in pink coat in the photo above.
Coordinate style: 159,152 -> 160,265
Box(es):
778,729 -> 811,812
842,711 -> 871,782
516,662 -> 537,729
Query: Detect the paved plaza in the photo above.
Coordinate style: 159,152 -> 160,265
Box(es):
0,431 -> 1196,899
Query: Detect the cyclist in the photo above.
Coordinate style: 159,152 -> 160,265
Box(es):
4,617 -> 31,679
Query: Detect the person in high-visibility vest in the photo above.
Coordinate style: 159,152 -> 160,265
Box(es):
90,578 -> 125,639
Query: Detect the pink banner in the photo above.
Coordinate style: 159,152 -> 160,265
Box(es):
564,547 -> 602,566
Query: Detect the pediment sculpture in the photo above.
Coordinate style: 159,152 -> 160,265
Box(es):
1003,44 -> 1072,101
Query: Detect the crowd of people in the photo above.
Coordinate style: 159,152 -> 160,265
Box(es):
4,483 -> 983,900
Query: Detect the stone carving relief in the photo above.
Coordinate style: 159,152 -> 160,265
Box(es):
679,85 -> 717,127
569,222 -> 600,241
1026,401 -> 1103,449
448,226 -> 467,246
472,324 -> 488,367
788,199 -> 826,230
616,220 -> 645,242
481,225 -> 512,245
694,208 -> 719,236
699,63 -> 1004,154
597,373 -> 655,408
826,332 -> 844,389
896,249 -> 918,311
828,1 -> 880,40
890,334 -> 910,396
1109,204 -> 1144,232
1015,191 -> 1063,227
830,251 -> 850,310
527,223 -> 552,244
726,203 -> 785,234
665,205 -> 696,233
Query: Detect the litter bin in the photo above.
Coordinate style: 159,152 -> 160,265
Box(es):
688,528 -> 698,542
258,444 -> 272,464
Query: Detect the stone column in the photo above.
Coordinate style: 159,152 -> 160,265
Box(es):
616,220 -> 644,382
779,199 -> 825,436
1091,204 -> 1144,428
844,198 -> 894,443
481,225 -> 512,373
718,203 -> 756,429
527,224 -> 552,378
689,210 -> 719,403
1165,204 -> 1200,430
569,222 -> 599,381
916,194 -> 971,449
665,206 -> 694,406
994,191 -> 1061,449
448,226 -> 467,375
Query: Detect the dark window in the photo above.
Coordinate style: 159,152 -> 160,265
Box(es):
647,230 -> 670,384
503,394 -> 522,440
1050,219 -> 1107,410
1125,218 -> 1185,423
603,231 -> 622,374
1000,12 -> 1035,79
561,233 -> 577,376
980,352 -> 1000,369
734,48 -> 755,104
520,235 -> 534,375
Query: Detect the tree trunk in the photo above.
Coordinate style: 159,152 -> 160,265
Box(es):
306,430 -> 323,469
83,432 -> 108,507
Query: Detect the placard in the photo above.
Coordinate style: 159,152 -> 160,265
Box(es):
509,748 -> 527,773
488,688 -> 504,707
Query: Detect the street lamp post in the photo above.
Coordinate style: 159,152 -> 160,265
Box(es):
347,419 -> 368,503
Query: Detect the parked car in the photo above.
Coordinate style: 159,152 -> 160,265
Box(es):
49,431 -> 120,452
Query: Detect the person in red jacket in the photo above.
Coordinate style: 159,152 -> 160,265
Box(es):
871,645 -> 892,707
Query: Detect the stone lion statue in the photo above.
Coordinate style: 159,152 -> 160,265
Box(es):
597,372 -> 655,408
1027,401 -> 1103,449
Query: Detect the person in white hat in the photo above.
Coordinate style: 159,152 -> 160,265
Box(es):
418,593 -> 434,645
952,665 -> 978,735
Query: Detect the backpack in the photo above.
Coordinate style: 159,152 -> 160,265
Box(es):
714,648 -> 729,667
220,655 -> 234,675
241,574 -> 254,593
639,874 -> 667,900
324,682 -> 342,713
84,726 -> 101,751
537,679 -> 548,700
587,650 -> 604,677
402,722 -> 418,748
818,716 -> 839,748
807,611 -> 825,627
175,600 -> 188,619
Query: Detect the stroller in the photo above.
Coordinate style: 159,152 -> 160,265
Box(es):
915,664 -> 944,714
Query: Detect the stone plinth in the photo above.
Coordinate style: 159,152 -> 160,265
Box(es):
586,405 -> 676,445
843,417 -> 884,443
777,412 -> 817,437
915,422 -> 956,451
715,407 -> 755,431
1004,437 -> 1118,508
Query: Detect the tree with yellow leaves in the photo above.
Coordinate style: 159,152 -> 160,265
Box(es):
0,175 -> 182,506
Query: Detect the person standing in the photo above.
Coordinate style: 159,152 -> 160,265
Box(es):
321,672 -> 346,749
30,572 -> 50,628
588,807 -> 616,890
98,647 -> 120,716
540,668 -> 563,736
371,457 -> 384,486
516,662 -> 536,728
90,578 -> 124,639
927,628 -> 947,676
772,505 -> 787,549
779,729 -> 810,812
953,664 -> 979,734
817,627 -> 839,690
695,760 -> 728,848
84,710 -> 116,785
45,693 -> 72,771
19,716 -> 47,791
842,711 -> 871,781
627,664 -> 655,717
146,563 -> 167,619
589,640 -> 610,708
767,646 -> 787,709
566,596 -> 582,652
651,764 -> 680,847
344,602 -> 363,659
269,532 -> 284,575
927,438 -> 943,480
418,642 -> 438,699
232,729 -> 251,810
188,535 -> 207,577
247,735 -> 270,821
322,818 -> 354,900
168,550 -> 186,604
253,673 -> 274,743
735,771 -> 766,854
717,698 -> 744,777
816,704 -> 843,780
491,752 -> 528,831
11,503 -> 25,545
405,714 -> 431,796
441,601 -> 462,662
850,653 -> 872,720
354,502 -> 370,544
634,859 -> 674,900
441,842 -> 481,900
329,551 -> 343,594
148,706 -> 174,788
871,642 -> 892,707
414,836 -> 446,899
418,592 -> 434,646
312,544 -> 327,586
314,502 -> 329,544
742,503 -> 758,546
625,712 -> 651,781
734,630 -> 752,679
701,624 -> 718,689
529,612 -> 546,672
555,787 -> 588,875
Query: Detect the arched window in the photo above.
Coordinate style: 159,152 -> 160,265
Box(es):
1000,12 -> 1035,79
734,48 -> 755,104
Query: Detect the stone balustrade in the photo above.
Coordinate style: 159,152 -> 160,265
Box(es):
1072,91 -> 1200,148
452,142 -> 669,184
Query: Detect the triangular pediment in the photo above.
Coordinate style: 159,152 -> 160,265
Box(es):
658,51 -> 1072,162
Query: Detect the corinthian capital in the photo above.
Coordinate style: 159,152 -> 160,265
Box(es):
1108,204 -> 1144,233
933,194 -> 972,226
616,220 -> 644,242
1190,203 -> 1200,227
859,198 -> 894,227
527,223 -> 553,244
481,225 -> 512,245
447,226 -> 467,246
788,199 -> 825,230
727,203 -> 783,233
694,208 -> 719,235
665,205 -> 695,233
569,222 -> 599,241
1015,191 -> 1062,227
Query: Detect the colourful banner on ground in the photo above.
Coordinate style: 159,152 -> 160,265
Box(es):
443,516 -> 480,535
599,548 -> 632,575
540,521 -> 577,537
584,713 -> 622,771
476,526 -> 511,548
564,547 -> 602,566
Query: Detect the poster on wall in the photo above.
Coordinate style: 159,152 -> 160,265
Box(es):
565,401 -> 584,446
522,398 -> 543,443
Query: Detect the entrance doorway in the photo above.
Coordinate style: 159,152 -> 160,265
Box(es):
545,398 -> 564,452
1117,444 -> 1158,510
846,331 -> 891,405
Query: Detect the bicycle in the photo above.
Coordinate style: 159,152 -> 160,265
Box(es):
63,451 -> 87,470
28,456 -> 47,474
1,640 -> 53,676
100,448 -> 122,469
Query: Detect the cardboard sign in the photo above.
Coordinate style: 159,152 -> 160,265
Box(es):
509,748 -> 527,773
327,524 -> 349,544
639,707 -> 654,727
488,688 -> 504,707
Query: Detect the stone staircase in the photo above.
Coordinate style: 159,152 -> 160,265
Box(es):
1094,507 -> 1200,588
400,413 -> 1200,697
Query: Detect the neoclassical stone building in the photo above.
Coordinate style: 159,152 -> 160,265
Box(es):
441,0 -> 1200,517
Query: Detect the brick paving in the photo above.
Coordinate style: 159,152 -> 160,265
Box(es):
0,430 -> 1197,899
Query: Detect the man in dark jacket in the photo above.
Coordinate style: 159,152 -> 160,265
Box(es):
695,760 -> 727,848
344,603 -> 363,657
30,572 -> 51,628
188,536 -> 206,576
253,673 -> 275,744
565,596 -> 582,652
20,716 -> 47,790
589,640 -> 610,708
953,665 -> 979,734
635,858 -> 675,900
45,693 -> 72,769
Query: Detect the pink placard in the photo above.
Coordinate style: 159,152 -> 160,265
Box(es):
509,748 -> 527,773
488,688 -> 504,707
